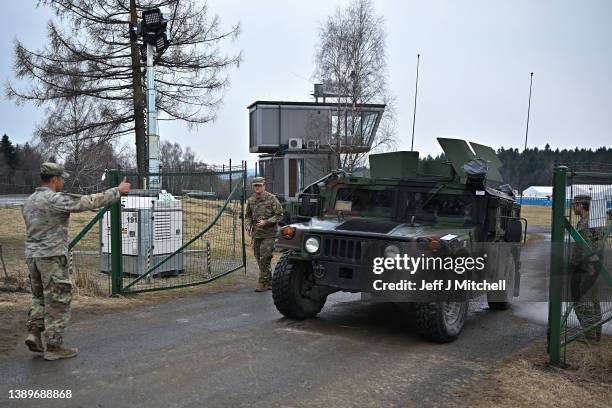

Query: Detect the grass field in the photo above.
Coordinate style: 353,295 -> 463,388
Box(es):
521,204 -> 552,227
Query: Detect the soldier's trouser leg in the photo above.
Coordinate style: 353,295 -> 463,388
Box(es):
26,259 -> 45,331
253,237 -> 262,267
35,256 -> 73,347
572,269 -> 602,340
253,238 -> 274,285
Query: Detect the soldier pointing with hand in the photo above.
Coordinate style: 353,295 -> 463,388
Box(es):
22,163 -> 131,361
245,177 -> 283,292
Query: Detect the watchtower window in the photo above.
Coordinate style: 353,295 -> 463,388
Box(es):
330,109 -> 381,149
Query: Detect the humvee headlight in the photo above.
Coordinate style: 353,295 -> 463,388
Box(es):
281,226 -> 296,240
304,236 -> 320,254
384,244 -> 400,258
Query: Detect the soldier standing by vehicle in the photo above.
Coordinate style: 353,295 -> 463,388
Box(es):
245,177 -> 283,292
22,163 -> 131,360
570,194 -> 602,341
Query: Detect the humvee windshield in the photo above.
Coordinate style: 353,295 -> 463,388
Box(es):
332,187 -> 474,224
404,192 -> 474,224
334,188 -> 394,216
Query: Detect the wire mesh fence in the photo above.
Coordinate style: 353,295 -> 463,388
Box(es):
0,161 -> 248,297
549,163 -> 612,365
109,164 -> 247,294
0,204 -> 112,297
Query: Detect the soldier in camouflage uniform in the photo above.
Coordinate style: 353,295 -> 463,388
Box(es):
569,194 -> 602,341
245,177 -> 283,292
22,163 -> 130,360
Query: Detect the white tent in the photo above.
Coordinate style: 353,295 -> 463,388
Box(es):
569,184 -> 612,199
521,186 -> 552,198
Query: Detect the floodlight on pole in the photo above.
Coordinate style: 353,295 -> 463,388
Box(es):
156,33 -> 170,53
142,8 -> 163,31
126,7 -> 172,189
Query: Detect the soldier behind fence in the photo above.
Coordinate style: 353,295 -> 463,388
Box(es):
245,177 -> 283,292
22,163 -> 130,360
569,194 -> 602,342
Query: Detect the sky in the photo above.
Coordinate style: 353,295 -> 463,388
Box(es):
1,0 -> 611,167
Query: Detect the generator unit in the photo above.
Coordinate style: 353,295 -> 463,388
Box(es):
100,191 -> 184,276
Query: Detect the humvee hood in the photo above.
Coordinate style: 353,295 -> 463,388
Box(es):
301,217 -> 471,241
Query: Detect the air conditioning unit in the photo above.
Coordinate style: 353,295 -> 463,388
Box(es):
306,140 -> 318,150
288,138 -> 304,150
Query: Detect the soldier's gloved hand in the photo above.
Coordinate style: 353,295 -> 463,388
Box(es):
588,254 -> 600,263
118,177 -> 131,195
256,220 -> 267,227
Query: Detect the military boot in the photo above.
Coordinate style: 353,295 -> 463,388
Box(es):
44,344 -> 79,361
24,327 -> 44,353
264,283 -> 273,291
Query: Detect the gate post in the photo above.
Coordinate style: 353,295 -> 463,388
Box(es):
242,161 -> 247,273
109,169 -> 123,296
548,165 -> 567,365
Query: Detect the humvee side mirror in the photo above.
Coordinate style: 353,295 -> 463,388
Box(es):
505,218 -> 523,243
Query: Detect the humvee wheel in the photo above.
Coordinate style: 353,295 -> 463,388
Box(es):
272,251 -> 327,320
487,252 -> 516,310
414,301 -> 468,343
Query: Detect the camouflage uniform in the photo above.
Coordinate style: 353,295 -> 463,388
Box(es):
569,195 -> 602,341
23,163 -> 120,347
245,178 -> 283,286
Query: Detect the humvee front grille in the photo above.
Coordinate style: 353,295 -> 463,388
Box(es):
322,236 -> 362,261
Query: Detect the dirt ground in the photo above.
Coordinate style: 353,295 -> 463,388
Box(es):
456,338 -> 612,408
0,261 -> 263,354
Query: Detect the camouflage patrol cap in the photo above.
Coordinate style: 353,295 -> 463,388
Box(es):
252,176 -> 265,186
572,194 -> 591,204
40,162 -> 69,179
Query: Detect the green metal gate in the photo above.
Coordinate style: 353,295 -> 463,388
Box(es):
103,163 -> 247,295
548,165 -> 612,365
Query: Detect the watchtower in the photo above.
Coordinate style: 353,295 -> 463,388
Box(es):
248,94 -> 385,200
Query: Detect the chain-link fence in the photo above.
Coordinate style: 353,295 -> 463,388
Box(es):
106,164 -> 247,294
0,161 -> 248,297
548,163 -> 612,365
0,203 -> 112,296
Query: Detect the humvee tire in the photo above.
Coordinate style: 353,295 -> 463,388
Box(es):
487,250 -> 516,311
272,251 -> 327,319
414,301 -> 468,343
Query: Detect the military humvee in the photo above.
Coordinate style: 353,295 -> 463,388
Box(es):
272,138 -> 525,342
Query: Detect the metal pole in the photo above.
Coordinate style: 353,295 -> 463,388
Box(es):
241,160 -> 247,273
410,53 -> 420,152
524,72 -> 534,151
146,42 -> 161,189
109,170 -> 124,295
206,241 -> 211,274
548,165 -> 567,366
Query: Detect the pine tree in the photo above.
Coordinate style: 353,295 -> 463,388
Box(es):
6,0 -> 241,175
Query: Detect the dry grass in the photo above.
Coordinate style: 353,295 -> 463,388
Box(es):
456,337 -> 612,408
521,204 -> 552,227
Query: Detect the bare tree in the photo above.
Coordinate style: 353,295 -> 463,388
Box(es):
6,0 -> 241,176
160,140 -> 202,170
314,0 -> 395,171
